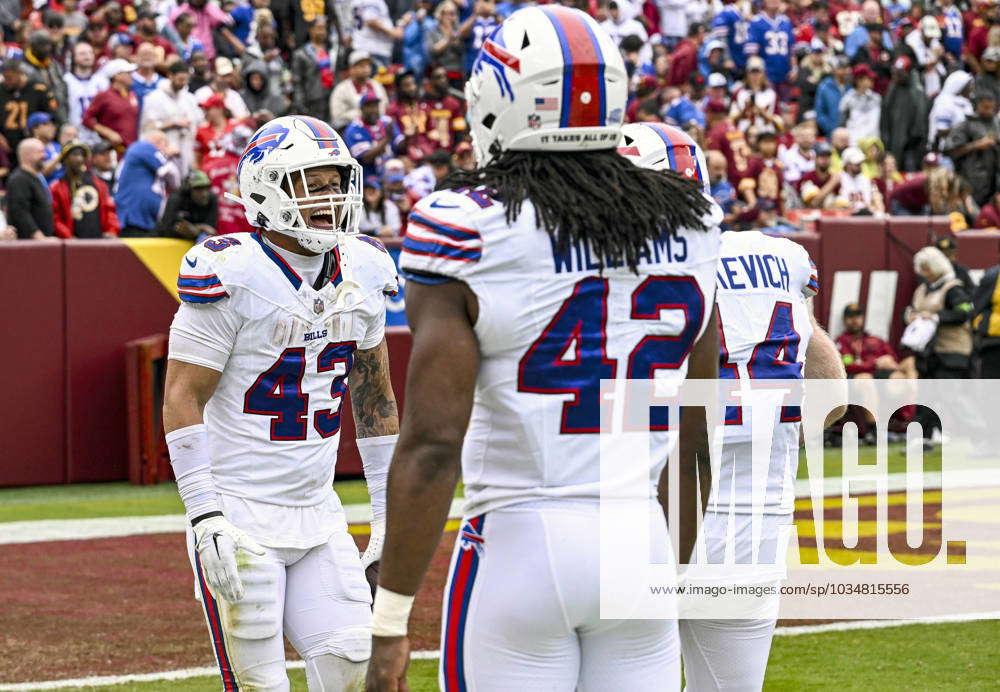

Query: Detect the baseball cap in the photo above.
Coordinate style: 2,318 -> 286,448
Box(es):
2,57 -> 21,72
187,169 -> 211,188
984,46 -> 1000,62
843,303 -> 864,318
842,146 -> 865,165
455,141 -> 472,156
104,58 -> 137,78
349,50 -> 372,66
801,109 -> 817,121
360,90 -> 381,106
383,169 -> 405,183
923,152 -> 941,168
689,73 -> 706,89
746,55 -> 765,72
26,111 -> 53,130
920,16 -> 942,38
893,55 -> 912,71
704,39 -> 725,53
811,37 -> 826,52
364,175 -> 381,190
137,8 -> 158,19
200,93 -> 227,110
92,141 -> 114,155
58,140 -> 90,161
214,56 -> 234,76
834,55 -> 851,69
815,141 -> 832,155
935,237 -> 957,252
852,63 -> 876,81
707,72 -> 727,88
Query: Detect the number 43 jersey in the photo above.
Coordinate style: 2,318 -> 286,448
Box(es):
168,232 -> 397,546
400,188 -> 722,518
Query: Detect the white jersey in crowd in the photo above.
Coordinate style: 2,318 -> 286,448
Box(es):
713,230 -> 817,515
65,70 -> 109,146
399,187 -> 722,518
168,231 -> 398,547
350,0 -> 395,59
837,169 -> 876,214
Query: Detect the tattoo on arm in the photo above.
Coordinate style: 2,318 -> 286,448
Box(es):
350,339 -> 400,438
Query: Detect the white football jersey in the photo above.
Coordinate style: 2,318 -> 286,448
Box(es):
713,230 -> 817,514
400,187 -> 722,517
169,232 -> 398,511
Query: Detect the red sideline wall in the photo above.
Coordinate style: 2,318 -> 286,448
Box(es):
1,224 -> 998,487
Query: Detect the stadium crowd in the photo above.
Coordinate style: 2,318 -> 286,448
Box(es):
0,0 -> 996,380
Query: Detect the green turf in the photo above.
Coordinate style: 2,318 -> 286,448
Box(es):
796,441 -> 941,480
39,621 -> 1000,691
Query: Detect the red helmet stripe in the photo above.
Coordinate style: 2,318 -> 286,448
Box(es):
644,122 -> 702,183
542,6 -> 606,128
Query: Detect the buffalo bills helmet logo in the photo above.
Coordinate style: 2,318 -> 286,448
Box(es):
238,123 -> 291,177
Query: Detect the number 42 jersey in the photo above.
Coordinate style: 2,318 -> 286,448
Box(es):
400,188 -> 722,518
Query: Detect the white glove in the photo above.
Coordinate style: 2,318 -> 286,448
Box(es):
361,518 -> 385,569
193,515 -> 266,603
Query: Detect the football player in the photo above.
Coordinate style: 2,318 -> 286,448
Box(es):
162,115 -> 400,691
618,121 -> 846,692
366,7 -> 723,691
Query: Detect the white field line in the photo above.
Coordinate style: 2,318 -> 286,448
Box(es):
3,615 -> 1000,690
0,499 -> 467,545
3,467 -> 997,545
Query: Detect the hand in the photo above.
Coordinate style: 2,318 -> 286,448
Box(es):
192,515 -> 266,603
366,635 -> 411,692
0,225 -> 15,240
874,355 -> 899,370
101,231 -> 117,239
264,48 -> 280,61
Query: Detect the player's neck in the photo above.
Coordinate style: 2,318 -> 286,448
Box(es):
263,229 -> 319,257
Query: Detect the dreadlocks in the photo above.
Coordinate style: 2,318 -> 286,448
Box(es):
438,148 -> 713,272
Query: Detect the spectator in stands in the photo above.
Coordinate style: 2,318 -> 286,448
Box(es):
974,190 -> 1000,228
402,1 -> 433,79
707,149 -> 739,229
243,23 -> 286,100
880,56 -> 929,173
241,60 -> 286,117
800,141 -> 840,209
928,70 -> 974,152
133,9 -> 176,57
935,237 -> 976,293
90,141 -> 117,190
193,56 -> 248,119
131,42 -> 163,111
837,303 -> 916,380
22,30 -> 67,123
453,140 -> 474,171
50,141 -> 119,239
169,0 -> 236,60
142,61 -> 200,178
816,55 -> 850,137
404,148 -> 452,200
971,260 -> 1000,378
115,130 -> 179,237
667,22 -> 704,87
839,64 -> 881,144
201,124 -> 253,235
0,58 -> 54,155
168,12 -> 206,62
84,59 -> 140,152
382,158 -> 413,219
460,0 -> 500,76
428,1 -> 465,87
8,138 -> 54,240
746,0 -> 795,98
352,0 -> 405,68
907,246 -> 974,380
844,0 -> 885,58
906,16 -> 946,99
601,1 -> 648,50
835,145 -> 885,214
358,176 -> 401,237
65,42 -> 107,147
975,46 -> 1000,103
730,56 -> 781,133
291,16 -> 335,122
780,121 -> 817,187
195,93 -> 235,162
419,66 -> 466,151
330,51 -> 388,131
344,92 -> 404,179
27,112 -> 60,183
945,92 -> 1000,209
156,168 -> 218,240
739,130 -> 784,215
655,0 -> 691,49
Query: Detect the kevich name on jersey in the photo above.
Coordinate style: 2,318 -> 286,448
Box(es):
716,253 -> 791,293
550,232 -> 688,273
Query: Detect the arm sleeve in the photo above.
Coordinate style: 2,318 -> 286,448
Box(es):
51,183 -> 72,239
168,298 -> 241,371
82,93 -> 101,130
939,285 -> 973,325
7,176 -> 40,238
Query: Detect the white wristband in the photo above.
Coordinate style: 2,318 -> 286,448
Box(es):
371,585 -> 414,637
357,434 -> 398,524
166,424 -> 221,523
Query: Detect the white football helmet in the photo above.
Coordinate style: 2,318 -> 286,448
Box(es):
231,115 -> 362,254
465,5 -> 627,165
617,122 -> 711,196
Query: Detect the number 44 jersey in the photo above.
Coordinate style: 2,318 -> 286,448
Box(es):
400,188 -> 722,518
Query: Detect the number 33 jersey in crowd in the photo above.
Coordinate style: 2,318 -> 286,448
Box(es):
400,187 -> 722,517
168,232 -> 398,547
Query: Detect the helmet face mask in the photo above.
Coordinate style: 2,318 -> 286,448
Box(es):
234,115 -> 363,254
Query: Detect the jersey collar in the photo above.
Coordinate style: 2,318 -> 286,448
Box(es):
252,231 -> 303,290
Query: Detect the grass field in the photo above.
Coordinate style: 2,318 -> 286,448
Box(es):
29,621 -> 1000,691
0,443 -> 939,523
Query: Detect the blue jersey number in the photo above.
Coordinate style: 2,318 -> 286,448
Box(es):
518,276 -> 705,434
244,342 -> 357,441
719,301 -> 801,424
